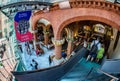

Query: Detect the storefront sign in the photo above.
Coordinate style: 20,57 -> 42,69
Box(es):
14,11 -> 33,42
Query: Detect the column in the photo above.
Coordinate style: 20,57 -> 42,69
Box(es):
32,29 -> 38,50
108,28 -> 118,58
67,41 -> 73,56
66,29 -> 74,58
54,45 -> 62,59
43,30 -> 49,46
52,38 -> 65,65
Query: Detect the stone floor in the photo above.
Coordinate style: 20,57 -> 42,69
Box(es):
21,42 -> 54,71
0,41 -> 55,81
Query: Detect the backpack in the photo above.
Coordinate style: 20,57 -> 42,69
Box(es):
91,41 -> 99,54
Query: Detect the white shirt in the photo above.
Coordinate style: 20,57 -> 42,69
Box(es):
83,40 -> 87,48
91,40 -> 101,50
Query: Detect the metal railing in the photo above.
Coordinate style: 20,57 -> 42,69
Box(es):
86,67 -> 119,81
0,0 -> 51,7
98,69 -> 119,81
0,56 -> 17,81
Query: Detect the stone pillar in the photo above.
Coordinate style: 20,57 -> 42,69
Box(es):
32,29 -> 38,50
74,22 -> 79,36
52,38 -> 65,65
54,45 -> 62,59
67,41 -> 73,56
43,31 -> 49,46
108,28 -> 118,58
66,28 -> 74,57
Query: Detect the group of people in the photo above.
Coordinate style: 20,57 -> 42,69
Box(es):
30,59 -> 38,70
85,37 -> 105,63
38,33 -> 44,41
19,35 -> 105,70
36,44 -> 44,56
25,42 -> 32,55
74,36 -> 104,63
23,41 -> 45,56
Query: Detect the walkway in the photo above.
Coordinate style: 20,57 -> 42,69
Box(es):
20,42 -> 54,71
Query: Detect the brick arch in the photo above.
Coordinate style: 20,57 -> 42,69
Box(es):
32,5 -> 120,40
58,16 -> 120,37
32,17 -> 53,30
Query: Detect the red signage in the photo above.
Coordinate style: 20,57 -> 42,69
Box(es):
14,11 -> 33,42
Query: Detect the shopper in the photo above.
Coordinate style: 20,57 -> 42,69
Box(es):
86,37 -> 101,62
96,44 -> 104,63
31,59 -> 38,70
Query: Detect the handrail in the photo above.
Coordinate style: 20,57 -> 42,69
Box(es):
97,68 -> 119,81
12,63 -> 61,75
106,58 -> 120,61
86,67 -> 119,81
0,1 -> 53,10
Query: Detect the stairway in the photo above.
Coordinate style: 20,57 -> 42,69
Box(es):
59,58 -> 111,81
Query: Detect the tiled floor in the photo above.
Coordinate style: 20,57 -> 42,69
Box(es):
21,42 -> 54,71
0,41 -> 54,81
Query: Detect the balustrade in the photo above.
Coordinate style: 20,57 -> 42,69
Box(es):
34,0 -> 120,16
69,0 -> 120,15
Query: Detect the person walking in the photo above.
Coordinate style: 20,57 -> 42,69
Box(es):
31,59 -> 38,70
18,45 -> 23,53
96,44 -> 105,63
86,37 -> 101,62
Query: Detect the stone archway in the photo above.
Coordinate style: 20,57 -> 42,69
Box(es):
57,16 -> 119,58
32,1 -> 120,64
33,9 -> 120,40
61,27 -> 74,58
57,16 -> 120,38
32,18 -> 54,50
